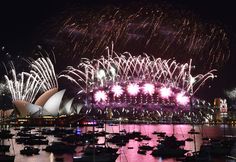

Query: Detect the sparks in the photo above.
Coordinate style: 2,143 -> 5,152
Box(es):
111,85 -> 124,97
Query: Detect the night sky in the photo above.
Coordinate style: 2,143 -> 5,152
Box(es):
0,0 -> 236,102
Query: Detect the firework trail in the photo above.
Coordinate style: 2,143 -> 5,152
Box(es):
53,6 -> 229,71
4,56 -> 58,103
29,57 -> 58,91
4,69 -> 42,102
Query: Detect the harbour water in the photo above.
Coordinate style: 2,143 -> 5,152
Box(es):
4,124 -> 236,162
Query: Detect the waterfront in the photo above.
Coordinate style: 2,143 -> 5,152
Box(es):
3,123 -> 236,162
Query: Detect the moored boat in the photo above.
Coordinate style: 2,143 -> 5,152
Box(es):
20,146 -> 40,156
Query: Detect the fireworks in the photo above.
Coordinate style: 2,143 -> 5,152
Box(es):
176,92 -> 190,106
60,48 -> 216,108
54,6 -> 229,71
4,57 -> 58,103
94,90 -> 108,103
48,4 -> 226,110
127,83 -> 140,96
0,82 -> 10,95
4,69 -> 42,102
159,87 -> 172,99
30,57 -> 58,91
225,88 -> 236,100
143,83 -> 155,95
111,85 -> 124,97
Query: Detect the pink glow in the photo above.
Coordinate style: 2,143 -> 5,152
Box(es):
143,83 -> 155,95
127,83 -> 140,96
159,87 -> 172,98
111,85 -> 124,97
176,92 -> 189,106
94,90 -> 108,102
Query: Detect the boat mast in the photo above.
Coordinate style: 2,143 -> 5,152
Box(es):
190,95 -> 197,154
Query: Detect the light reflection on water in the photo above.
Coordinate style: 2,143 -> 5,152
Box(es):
5,124 -> 236,162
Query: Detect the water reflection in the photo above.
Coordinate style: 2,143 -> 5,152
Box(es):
7,124 -> 236,162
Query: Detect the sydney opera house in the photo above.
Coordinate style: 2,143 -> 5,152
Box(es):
4,57 -> 83,118
13,89 -> 83,117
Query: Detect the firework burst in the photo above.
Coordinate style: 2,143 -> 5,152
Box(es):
60,48 -> 216,95
60,48 -> 216,109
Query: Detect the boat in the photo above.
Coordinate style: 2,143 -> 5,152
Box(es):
43,142 -> 76,154
0,145 -> 10,152
107,133 -> 129,146
185,137 -> 194,142
135,137 -> 143,142
16,131 -> 31,137
0,130 -> 14,139
138,143 -> 154,150
160,135 -> 185,148
182,151 -> 211,162
188,128 -> 200,134
151,134 -> 188,157
151,147 -> 189,157
73,152 -> 119,162
141,135 -> 152,141
23,139 -> 49,145
20,146 -> 40,156
152,131 -> 166,137
137,149 -> 146,155
0,154 -> 15,162
126,131 -> 142,139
